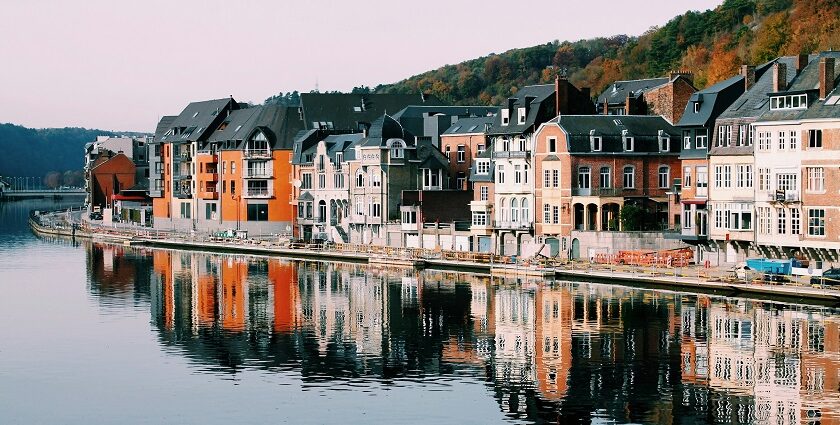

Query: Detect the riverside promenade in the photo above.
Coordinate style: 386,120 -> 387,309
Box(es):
29,208 -> 840,306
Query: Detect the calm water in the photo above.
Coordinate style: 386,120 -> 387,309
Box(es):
1,200 -> 839,424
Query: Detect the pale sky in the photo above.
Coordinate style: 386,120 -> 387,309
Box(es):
0,0 -> 723,132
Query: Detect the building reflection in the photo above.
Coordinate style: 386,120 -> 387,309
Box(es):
84,245 -> 840,424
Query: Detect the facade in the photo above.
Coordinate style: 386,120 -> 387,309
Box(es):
485,78 -> 594,256
399,189 -> 473,250
752,53 -> 840,261
390,105 -> 497,149
596,73 -> 696,124
87,152 -> 136,209
676,72 -> 746,254
709,57 -> 799,263
439,116 -> 494,190
84,135 -> 150,206
533,115 -> 681,258
469,149 -> 495,252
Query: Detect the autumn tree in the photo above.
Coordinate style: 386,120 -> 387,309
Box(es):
751,12 -> 790,63
706,37 -> 742,86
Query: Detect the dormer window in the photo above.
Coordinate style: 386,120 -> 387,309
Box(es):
476,160 -> 490,175
658,131 -> 670,152
517,107 -> 526,124
683,130 -> 691,149
693,102 -> 701,113
622,130 -> 634,151
770,94 -> 807,110
389,139 -> 405,159
501,109 -> 510,126
590,131 -> 602,152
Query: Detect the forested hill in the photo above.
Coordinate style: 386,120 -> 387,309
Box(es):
0,123 -> 141,178
373,0 -> 839,106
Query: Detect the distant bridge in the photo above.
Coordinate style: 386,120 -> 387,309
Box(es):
1,188 -> 86,200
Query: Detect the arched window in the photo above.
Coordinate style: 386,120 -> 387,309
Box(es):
511,198 -> 519,223
318,200 -> 327,222
500,198 -> 507,223
658,166 -> 670,188
389,139 -> 405,159
355,170 -> 365,187
521,198 -> 529,223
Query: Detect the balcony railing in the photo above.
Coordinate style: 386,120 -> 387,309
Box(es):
493,221 -> 533,231
245,169 -> 273,178
245,188 -> 272,198
571,187 -> 622,196
495,150 -> 530,159
767,190 -> 800,203
244,149 -> 271,159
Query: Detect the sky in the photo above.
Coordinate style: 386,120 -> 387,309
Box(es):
0,0 -> 723,132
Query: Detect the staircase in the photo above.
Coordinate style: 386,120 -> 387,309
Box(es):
333,225 -> 349,243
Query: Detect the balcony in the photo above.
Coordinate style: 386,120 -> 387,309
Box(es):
245,168 -> 273,179
174,189 -> 192,199
244,149 -> 271,159
767,190 -> 800,203
495,150 -> 530,159
245,187 -> 272,198
493,221 -> 532,231
572,187 -> 622,197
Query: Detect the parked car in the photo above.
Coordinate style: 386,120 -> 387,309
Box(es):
89,211 -> 103,221
811,268 -> 840,286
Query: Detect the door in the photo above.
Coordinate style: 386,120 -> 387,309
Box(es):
478,236 -> 492,253
545,238 -> 560,257
571,238 -> 580,260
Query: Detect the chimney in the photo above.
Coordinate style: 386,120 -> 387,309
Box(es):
773,62 -> 787,93
670,70 -> 694,86
602,99 -> 609,115
819,57 -> 836,100
625,93 -> 633,115
741,65 -> 756,91
556,78 -> 569,115
796,54 -> 809,74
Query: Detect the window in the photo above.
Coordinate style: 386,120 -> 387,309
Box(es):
457,145 -> 465,163
510,198 -> 519,223
758,207 -> 771,235
808,209 -> 825,236
552,206 -> 559,224
590,136 -> 602,152
683,166 -> 692,188
552,170 -> 559,188
422,169 -> 440,189
222,161 -> 226,175
544,170 -> 551,188
180,202 -> 191,219
758,168 -> 771,191
683,131 -> 691,149
697,166 -> 708,197
736,164 -> 752,188
499,198 -> 506,222
715,165 -> 732,189
599,167 -> 611,189
777,208 -> 786,234
472,211 -> 488,226
334,173 -> 345,188
623,166 -> 635,189
791,208 -> 801,235
684,208 -> 693,229
778,131 -> 786,150
497,165 -> 505,184
521,198 -> 529,223
355,197 -> 364,215
658,166 -> 670,188
514,165 -> 522,184
317,155 -> 325,172
694,102 -> 701,113
758,131 -> 771,151
809,129 -> 823,148
548,137 -> 557,153
543,204 -> 551,222
659,134 -> 670,152
456,173 -> 466,189
476,160 -> 490,175
445,145 -> 451,161
318,173 -> 326,189
738,125 -> 747,146
389,140 -> 405,159
729,203 -> 753,231
696,130 -> 708,149
777,173 -> 797,191
624,135 -> 634,152
502,138 -> 510,151
517,107 -> 526,124
355,171 -> 364,187
807,167 -> 825,192
578,166 -> 591,189
790,131 -> 799,150
769,94 -> 808,110
501,109 -> 510,126
370,202 -> 381,218
480,186 -> 488,201
301,173 -> 312,189
476,144 -> 485,156
335,152 -> 343,170
371,171 -> 381,187
298,202 -> 305,218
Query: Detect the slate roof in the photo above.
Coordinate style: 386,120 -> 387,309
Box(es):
299,93 -> 441,132
361,115 -> 414,147
390,105 -> 498,121
443,116 -> 495,135
552,115 -> 680,155
757,52 -> 840,122
204,105 -> 305,150
487,84 -> 555,135
293,133 -> 364,165
157,98 -> 237,143
677,74 -> 745,127
596,78 -> 669,105
718,57 -> 796,120
469,149 -> 495,182
153,116 -> 177,140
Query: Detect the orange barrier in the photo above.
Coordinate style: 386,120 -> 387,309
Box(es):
593,248 -> 693,268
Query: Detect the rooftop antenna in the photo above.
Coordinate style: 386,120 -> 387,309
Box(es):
315,77 -> 319,93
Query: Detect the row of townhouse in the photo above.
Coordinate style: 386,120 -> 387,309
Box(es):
678,52 -> 840,264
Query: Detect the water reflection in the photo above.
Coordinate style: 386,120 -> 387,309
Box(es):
87,244 -> 840,424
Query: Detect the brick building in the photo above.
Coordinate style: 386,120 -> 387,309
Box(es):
88,152 -> 136,209
439,116 -> 494,190
596,73 -> 696,124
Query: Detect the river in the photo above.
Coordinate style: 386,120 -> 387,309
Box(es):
1,199 -> 838,424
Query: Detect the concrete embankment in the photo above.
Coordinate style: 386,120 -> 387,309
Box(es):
29,214 -> 840,307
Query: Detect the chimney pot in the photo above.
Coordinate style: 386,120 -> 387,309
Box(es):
796,54 -> 809,73
742,65 -> 756,91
